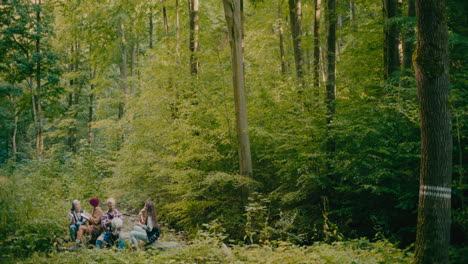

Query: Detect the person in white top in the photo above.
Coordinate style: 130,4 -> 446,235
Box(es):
130,201 -> 160,248
68,200 -> 89,242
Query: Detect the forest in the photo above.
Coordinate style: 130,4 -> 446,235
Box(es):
0,0 -> 466,263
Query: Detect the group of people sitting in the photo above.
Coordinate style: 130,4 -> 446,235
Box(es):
68,197 -> 160,250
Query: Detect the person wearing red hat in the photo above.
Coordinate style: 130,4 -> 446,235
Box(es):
73,197 -> 104,248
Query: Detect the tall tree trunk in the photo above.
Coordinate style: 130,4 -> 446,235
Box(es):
88,82 -> 94,147
325,0 -> 336,155
149,12 -> 153,48
72,41 -> 80,152
130,41 -> 136,93
35,0 -> 43,159
130,43 -> 135,77
163,2 -> 169,35
349,1 -> 357,31
12,107 -> 18,163
119,20 -> 127,119
383,0 -> 400,80
278,1 -> 287,74
176,0 -> 180,54
313,0 -> 321,90
413,0 -> 452,263
68,44 -> 75,151
288,0 -> 304,81
402,0 -> 415,71
136,39 -> 140,80
29,77 -> 38,152
189,0 -> 199,75
73,40 -> 81,105
455,112 -> 464,210
223,0 -> 253,177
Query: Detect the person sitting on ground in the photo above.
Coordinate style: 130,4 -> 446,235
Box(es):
130,201 -> 160,249
74,197 -> 103,247
96,197 -> 125,249
68,200 -> 88,242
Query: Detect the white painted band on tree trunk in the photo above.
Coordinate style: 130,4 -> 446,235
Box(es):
419,185 -> 451,199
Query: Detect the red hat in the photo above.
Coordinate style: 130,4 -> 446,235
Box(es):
89,197 -> 100,207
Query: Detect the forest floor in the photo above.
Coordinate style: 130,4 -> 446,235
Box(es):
10,214 -> 413,264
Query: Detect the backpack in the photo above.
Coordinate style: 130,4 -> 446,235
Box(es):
146,228 -> 161,245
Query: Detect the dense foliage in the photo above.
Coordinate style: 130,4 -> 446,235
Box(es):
0,0 -> 466,263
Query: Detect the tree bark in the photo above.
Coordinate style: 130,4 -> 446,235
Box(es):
72,41 -> 80,152
29,77 -> 38,151
35,0 -> 43,159
88,83 -> 94,147
73,41 -> 81,105
413,0 -> 452,263
163,2 -> 169,35
176,0 -> 180,54
325,0 -> 336,154
12,107 -> 18,163
223,0 -> 253,177
402,0 -> 415,71
119,20 -> 127,119
189,0 -> 199,75
68,44 -> 76,151
130,42 -> 135,77
149,12 -> 153,48
288,0 -> 304,81
130,41 -> 136,93
349,1 -> 357,31
313,0 -> 321,90
278,1 -> 287,74
383,0 -> 400,80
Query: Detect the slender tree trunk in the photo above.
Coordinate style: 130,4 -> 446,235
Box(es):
455,112 -> 464,210
130,41 -> 136,93
176,0 -> 180,54
130,43 -> 135,77
189,0 -> 200,75
313,0 -> 321,90
35,0 -> 43,159
29,77 -> 38,150
383,0 -> 400,80
68,44 -> 74,108
73,40 -> 81,105
119,20 -> 127,119
337,14 -> 342,56
402,0 -> 415,71
223,0 -> 253,177
136,38 -> 140,80
68,44 -> 75,151
350,1 -> 357,31
288,0 -> 304,81
413,0 -> 452,263
163,2 -> 169,35
71,41 -> 80,152
12,107 -> 18,163
88,83 -> 94,147
149,12 -> 153,48
325,0 -> 336,155
278,1 -> 287,74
